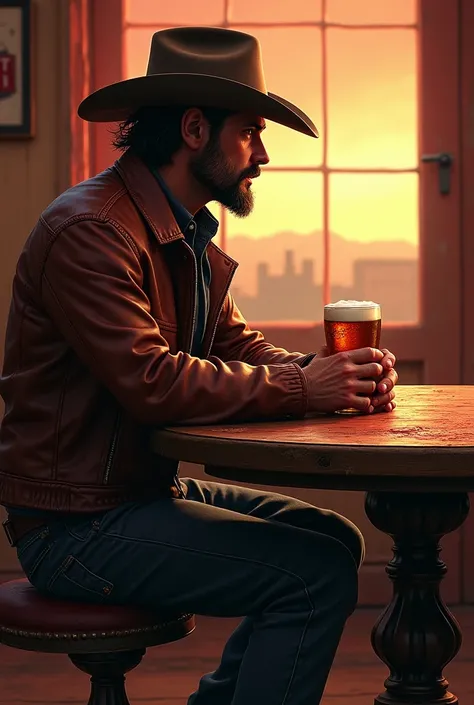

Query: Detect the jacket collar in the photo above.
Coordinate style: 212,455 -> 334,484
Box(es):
151,166 -> 219,238
113,149 -> 239,286
114,149 -> 220,245
113,149 -> 185,245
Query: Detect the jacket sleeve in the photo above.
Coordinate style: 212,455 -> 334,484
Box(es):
210,292 -> 318,368
40,219 -> 308,426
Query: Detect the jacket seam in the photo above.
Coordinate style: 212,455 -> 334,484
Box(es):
105,218 -> 141,258
291,363 -> 309,416
99,187 -> 128,218
39,217 -> 141,294
17,301 -> 27,373
52,355 -> 71,480
39,214 -> 108,288
0,468 -> 141,489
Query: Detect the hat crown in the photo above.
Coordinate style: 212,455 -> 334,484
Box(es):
146,26 -> 267,93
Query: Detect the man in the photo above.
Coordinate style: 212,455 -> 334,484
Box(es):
0,27 -> 397,705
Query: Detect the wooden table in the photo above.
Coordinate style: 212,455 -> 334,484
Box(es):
152,385 -> 474,705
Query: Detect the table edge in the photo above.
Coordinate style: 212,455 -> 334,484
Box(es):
151,428 -> 474,480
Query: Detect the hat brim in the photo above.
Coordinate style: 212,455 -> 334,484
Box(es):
77,73 -> 319,138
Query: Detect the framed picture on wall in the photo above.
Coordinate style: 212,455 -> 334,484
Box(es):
0,0 -> 33,138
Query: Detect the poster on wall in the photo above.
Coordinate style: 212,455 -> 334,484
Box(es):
0,0 -> 32,138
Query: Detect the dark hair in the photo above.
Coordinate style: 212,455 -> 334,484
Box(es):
111,105 -> 234,167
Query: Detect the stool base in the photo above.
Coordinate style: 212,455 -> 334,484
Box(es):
69,648 -> 146,705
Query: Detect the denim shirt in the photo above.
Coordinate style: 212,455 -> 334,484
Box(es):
151,169 -> 219,357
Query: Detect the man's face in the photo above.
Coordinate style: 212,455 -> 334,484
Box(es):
189,113 -> 270,217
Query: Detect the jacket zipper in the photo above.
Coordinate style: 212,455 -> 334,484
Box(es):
103,411 -> 121,484
182,240 -> 198,355
171,241 -> 198,499
205,264 -> 238,357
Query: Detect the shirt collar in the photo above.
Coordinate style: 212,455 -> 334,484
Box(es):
151,167 -> 219,238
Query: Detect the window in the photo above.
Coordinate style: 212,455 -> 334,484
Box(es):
124,0 -> 418,324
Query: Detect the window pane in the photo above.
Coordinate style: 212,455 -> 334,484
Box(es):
125,0 -> 225,25
327,29 -> 417,169
225,172 -> 324,322
232,27 -> 323,167
125,28 -> 153,77
228,0 -> 322,23
329,173 -> 419,323
326,0 -> 416,25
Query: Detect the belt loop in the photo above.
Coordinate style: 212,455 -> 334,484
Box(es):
2,519 -> 16,547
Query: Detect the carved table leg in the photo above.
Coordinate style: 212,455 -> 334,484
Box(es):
364,491 -> 470,705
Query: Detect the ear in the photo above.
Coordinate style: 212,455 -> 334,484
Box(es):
181,108 -> 209,151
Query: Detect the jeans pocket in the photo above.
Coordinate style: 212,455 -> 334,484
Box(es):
17,528 -> 53,583
47,555 -> 114,603
16,527 -> 49,559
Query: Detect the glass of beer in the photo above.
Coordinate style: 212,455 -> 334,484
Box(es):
324,300 -> 382,414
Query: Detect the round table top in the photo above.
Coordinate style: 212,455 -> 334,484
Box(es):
152,386 -> 474,492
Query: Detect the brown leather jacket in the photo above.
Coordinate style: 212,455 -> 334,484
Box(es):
0,151 -> 312,513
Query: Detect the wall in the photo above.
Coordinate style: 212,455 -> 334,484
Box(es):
0,0 -> 70,578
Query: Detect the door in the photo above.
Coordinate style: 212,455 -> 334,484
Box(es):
84,0 -> 463,604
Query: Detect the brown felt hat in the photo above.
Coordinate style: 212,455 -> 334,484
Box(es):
78,26 -> 319,138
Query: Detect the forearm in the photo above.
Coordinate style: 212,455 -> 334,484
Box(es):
240,342 -> 317,368
42,223 -> 308,426
210,293 -> 317,369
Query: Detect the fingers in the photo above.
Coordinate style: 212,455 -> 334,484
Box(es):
376,367 -> 398,394
353,379 -> 377,395
380,348 -> 396,370
354,361 -> 384,379
372,388 -> 396,409
373,399 -> 397,413
346,347 -> 384,364
332,347 -> 398,415
345,394 -> 397,414
346,394 -> 373,413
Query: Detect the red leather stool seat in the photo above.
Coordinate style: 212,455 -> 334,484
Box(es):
0,578 -> 195,654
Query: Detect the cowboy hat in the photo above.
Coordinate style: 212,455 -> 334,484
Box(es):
78,26 -> 319,139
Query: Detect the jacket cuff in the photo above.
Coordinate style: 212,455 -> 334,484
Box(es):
294,352 -> 318,368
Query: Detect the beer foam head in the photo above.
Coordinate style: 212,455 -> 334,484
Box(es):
324,300 -> 381,322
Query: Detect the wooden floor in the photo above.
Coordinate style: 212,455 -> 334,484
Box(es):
2,607 -> 474,704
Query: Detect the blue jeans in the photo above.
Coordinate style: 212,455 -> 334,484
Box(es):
16,478 -> 364,705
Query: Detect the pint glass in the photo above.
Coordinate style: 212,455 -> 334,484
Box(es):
324,300 -> 381,355
324,300 -> 382,414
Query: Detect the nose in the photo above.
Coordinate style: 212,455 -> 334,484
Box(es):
252,135 -> 270,166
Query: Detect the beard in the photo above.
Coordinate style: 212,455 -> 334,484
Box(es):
189,135 -> 260,218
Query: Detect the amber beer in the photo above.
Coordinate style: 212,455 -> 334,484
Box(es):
324,300 -> 381,355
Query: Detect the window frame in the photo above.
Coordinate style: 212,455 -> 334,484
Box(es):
75,0 -> 463,385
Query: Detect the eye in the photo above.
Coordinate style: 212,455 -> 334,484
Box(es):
243,128 -> 254,137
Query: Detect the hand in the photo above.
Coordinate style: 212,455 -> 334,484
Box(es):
302,346 -> 384,414
371,348 -> 398,413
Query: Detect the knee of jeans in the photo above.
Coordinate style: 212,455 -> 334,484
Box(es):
347,523 -> 365,570
308,533 -> 360,609
330,545 -> 359,613
333,516 -> 365,571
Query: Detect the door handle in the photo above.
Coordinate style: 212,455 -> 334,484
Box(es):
421,152 -> 453,195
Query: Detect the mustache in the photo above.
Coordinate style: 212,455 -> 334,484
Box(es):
240,166 -> 261,181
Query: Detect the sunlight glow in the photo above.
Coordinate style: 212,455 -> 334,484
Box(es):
124,0 -> 419,321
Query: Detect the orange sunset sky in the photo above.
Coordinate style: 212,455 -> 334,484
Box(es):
123,0 -> 418,248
